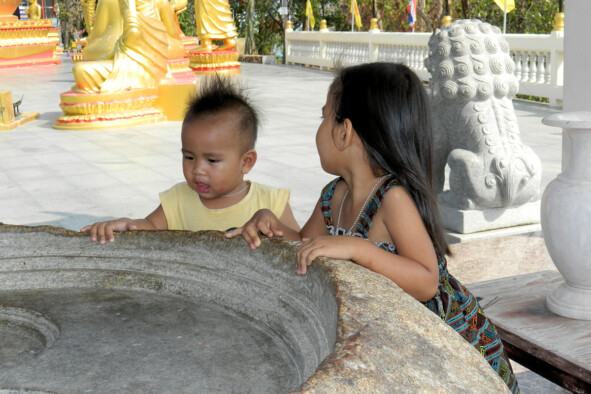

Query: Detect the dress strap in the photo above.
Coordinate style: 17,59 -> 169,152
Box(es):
354,175 -> 401,237
320,177 -> 341,228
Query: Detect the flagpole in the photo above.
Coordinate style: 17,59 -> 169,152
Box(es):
503,1 -> 507,34
351,0 -> 354,32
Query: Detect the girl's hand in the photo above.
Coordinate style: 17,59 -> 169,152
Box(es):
80,218 -> 138,244
225,209 -> 284,250
296,236 -> 363,274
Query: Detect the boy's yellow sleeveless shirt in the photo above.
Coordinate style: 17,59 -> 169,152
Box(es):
159,181 -> 290,231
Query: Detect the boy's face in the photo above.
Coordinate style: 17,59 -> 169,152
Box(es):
181,112 -> 255,207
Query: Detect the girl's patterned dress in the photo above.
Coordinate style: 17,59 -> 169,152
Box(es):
320,176 -> 519,393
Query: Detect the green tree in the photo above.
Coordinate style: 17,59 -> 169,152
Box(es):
177,0 -> 197,37
178,0 -> 560,59
451,0 -> 558,34
230,0 -> 284,55
57,0 -> 85,49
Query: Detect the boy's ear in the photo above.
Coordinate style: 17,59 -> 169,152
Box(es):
241,149 -> 257,174
334,118 -> 355,151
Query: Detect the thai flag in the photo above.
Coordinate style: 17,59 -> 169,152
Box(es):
407,0 -> 417,29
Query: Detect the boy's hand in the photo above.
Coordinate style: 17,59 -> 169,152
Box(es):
225,209 -> 284,250
80,218 -> 138,244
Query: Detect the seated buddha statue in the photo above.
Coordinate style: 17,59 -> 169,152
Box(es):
73,0 -> 186,93
194,0 -> 237,52
26,0 -> 41,19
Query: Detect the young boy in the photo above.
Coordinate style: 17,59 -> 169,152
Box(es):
81,76 -> 299,243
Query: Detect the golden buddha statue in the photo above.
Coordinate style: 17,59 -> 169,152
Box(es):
72,0 -> 168,93
80,0 -> 185,64
194,0 -> 237,51
81,0 -> 96,34
56,0 -> 197,128
73,0 -> 190,93
80,0 -> 123,61
26,0 -> 41,19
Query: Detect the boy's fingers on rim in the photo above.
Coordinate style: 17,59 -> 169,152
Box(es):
225,227 -> 243,238
270,222 -> 283,236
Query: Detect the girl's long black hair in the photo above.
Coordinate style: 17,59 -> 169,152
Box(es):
330,62 -> 450,255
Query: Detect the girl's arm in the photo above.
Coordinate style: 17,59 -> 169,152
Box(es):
81,205 -> 168,244
297,188 -> 439,302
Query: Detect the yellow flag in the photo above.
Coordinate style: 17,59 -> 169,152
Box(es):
351,0 -> 362,29
305,0 -> 315,29
494,0 -> 515,13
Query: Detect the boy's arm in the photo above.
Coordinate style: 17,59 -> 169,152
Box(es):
81,204 -> 168,244
278,202 -> 301,233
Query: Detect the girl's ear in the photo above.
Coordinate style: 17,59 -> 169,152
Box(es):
241,149 -> 257,174
334,118 -> 355,151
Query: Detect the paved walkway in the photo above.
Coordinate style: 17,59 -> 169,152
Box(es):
0,56 -> 567,392
1,57 -> 562,231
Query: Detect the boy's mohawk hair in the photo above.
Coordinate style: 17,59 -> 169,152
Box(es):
183,75 -> 260,150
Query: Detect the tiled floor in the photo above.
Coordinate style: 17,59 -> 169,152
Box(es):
1,56 -> 569,392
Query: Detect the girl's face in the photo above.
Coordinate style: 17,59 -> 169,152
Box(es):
316,93 -> 340,175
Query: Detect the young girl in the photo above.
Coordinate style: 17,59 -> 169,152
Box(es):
227,62 -> 519,392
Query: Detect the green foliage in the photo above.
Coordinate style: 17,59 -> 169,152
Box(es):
177,0 -> 197,37
451,0 -> 558,34
230,0 -> 284,55
515,94 -> 549,104
178,0 -> 560,59
57,0 -> 85,47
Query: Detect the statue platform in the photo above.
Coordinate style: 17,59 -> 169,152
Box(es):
0,90 -> 39,130
0,18 -> 61,68
54,58 -> 197,130
0,111 -> 39,130
188,49 -> 240,75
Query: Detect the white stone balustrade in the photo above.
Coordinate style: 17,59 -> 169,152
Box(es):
286,29 -> 564,106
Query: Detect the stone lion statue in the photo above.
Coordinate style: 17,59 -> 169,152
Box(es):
425,19 -> 541,210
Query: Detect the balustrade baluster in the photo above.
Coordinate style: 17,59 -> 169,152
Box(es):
545,53 -> 552,85
521,52 -> 530,82
538,53 -> 546,84
529,52 -> 538,83
513,52 -> 521,80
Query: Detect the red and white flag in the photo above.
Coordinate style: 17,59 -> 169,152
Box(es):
407,0 -> 417,30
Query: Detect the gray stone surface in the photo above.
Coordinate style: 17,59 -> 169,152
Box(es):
439,200 -> 540,233
0,225 -> 508,393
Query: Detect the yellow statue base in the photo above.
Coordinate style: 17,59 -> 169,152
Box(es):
0,18 -> 61,68
188,48 -> 240,75
181,34 -> 199,52
54,88 -> 166,130
54,61 -> 198,130
0,90 -> 39,131
0,111 -> 39,131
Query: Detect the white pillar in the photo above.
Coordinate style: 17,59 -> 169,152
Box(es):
562,2 -> 591,169
541,2 -> 591,320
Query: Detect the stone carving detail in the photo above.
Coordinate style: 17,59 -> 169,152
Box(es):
425,19 -> 541,209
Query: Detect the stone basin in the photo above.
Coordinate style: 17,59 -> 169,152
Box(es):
0,225 -> 508,392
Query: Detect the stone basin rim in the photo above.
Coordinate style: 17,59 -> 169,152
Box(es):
0,224 -> 509,393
